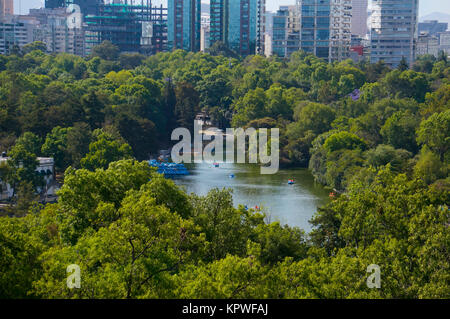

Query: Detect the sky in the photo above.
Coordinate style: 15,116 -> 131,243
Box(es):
13,0 -> 450,17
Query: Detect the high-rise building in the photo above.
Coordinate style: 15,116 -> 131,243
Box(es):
168,0 -> 201,51
351,0 -> 368,37
200,26 -> 210,51
45,1 -> 168,55
297,0 -> 352,62
0,0 -> 13,16
200,10 -> 210,51
45,0 -> 66,9
417,33 -> 439,57
370,0 -> 419,68
271,6 -> 300,58
209,0 -> 265,56
0,15 -> 36,54
46,0 -> 102,15
438,31 -> 450,55
419,20 -> 448,37
29,7 -> 85,56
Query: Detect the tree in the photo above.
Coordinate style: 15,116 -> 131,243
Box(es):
81,90 -> 105,129
231,88 -> 267,127
33,188 -> 199,298
114,112 -> 157,160
41,127 -> 69,172
398,57 -> 409,71
6,144 -> 41,192
80,130 -> 133,171
14,132 -> 42,157
6,181 -> 39,217
91,41 -> 119,61
416,110 -> 450,161
365,144 -> 411,172
190,188 -> 264,261
119,53 -> 145,69
0,216 -> 43,298
293,102 -> 336,135
174,82 -> 200,132
206,41 -> 240,59
414,147 -> 447,184
66,122 -> 92,168
22,41 -> 47,55
323,131 -> 367,153
381,111 -> 419,153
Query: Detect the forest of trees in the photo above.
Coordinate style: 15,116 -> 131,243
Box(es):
0,42 -> 448,298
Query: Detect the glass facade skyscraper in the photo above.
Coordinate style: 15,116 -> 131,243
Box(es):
370,0 -> 419,67
168,0 -> 201,51
298,0 -> 352,62
271,6 -> 300,58
209,0 -> 265,56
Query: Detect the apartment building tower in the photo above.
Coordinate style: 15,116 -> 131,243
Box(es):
370,0 -> 419,67
297,0 -> 352,62
351,0 -> 368,37
168,0 -> 201,51
209,0 -> 265,56
0,0 -> 13,16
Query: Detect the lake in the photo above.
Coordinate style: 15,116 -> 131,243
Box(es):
173,162 -> 330,232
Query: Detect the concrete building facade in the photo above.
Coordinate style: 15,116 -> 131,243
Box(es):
0,0 -> 13,16
351,0 -> 368,37
370,0 -> 419,67
417,33 -> 439,57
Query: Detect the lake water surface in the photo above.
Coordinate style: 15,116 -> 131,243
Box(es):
173,162 -> 330,232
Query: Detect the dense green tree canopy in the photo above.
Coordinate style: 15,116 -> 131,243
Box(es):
0,46 -> 448,299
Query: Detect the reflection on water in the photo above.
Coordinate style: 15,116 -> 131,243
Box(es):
173,162 -> 330,232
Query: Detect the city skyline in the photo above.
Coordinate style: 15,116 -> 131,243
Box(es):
13,0 -> 450,16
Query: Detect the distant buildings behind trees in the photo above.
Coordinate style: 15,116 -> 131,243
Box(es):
0,0 -> 449,67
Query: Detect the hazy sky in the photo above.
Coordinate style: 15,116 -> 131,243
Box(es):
14,0 -> 450,16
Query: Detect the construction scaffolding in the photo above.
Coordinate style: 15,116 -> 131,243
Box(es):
84,0 -> 167,54
46,0 -> 167,54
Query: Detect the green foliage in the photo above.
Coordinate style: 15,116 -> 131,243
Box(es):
0,47 -> 449,300
6,144 -> 42,190
381,111 -> 419,153
293,102 -> 336,135
323,131 -> 367,153
90,41 -> 120,61
41,127 -> 69,171
80,130 -> 133,171
417,110 -> 450,162
14,132 -> 42,157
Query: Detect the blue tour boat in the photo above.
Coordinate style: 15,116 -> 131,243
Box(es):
149,160 -> 189,176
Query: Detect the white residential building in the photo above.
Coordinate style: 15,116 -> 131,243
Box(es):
439,31 -> 450,55
370,0 -> 419,67
0,15 -> 37,55
351,0 -> 368,37
417,33 -> 439,57
29,6 -> 85,56
0,156 -> 56,200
